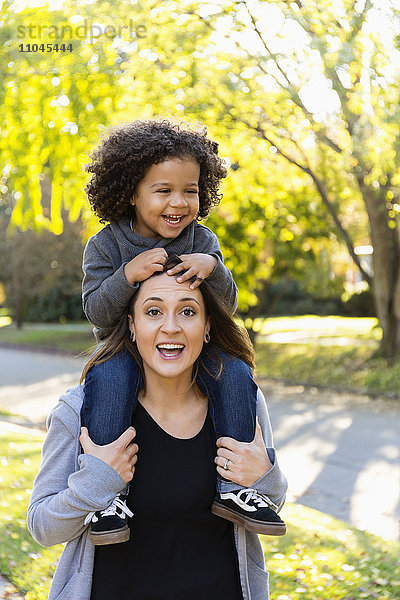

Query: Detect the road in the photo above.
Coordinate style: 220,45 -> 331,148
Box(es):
0,346 -> 399,542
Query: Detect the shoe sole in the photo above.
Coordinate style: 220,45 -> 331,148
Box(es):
89,525 -> 130,546
211,501 -> 286,536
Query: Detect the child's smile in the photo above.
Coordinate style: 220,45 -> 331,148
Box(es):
131,158 -> 200,239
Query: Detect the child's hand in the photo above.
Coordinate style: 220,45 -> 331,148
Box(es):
80,426 -> 139,484
167,253 -> 217,288
124,249 -> 168,285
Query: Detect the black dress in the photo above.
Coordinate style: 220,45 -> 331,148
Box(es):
90,401 -> 243,600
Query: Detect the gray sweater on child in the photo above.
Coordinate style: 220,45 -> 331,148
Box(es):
82,218 -> 238,339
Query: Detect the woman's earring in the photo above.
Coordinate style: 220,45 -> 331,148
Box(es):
130,332 -> 135,342
205,333 -> 210,343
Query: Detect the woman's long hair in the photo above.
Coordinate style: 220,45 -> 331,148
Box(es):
80,254 -> 255,387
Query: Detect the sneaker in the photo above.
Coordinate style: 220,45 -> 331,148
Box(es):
84,492 -> 133,545
211,488 -> 286,536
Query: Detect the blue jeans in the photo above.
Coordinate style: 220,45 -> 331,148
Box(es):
81,347 -> 258,493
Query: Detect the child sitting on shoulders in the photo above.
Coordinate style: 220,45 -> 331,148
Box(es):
81,118 -> 286,545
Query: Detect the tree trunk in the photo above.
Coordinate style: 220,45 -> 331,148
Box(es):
362,186 -> 400,358
11,265 -> 23,329
11,237 -> 24,329
241,277 -> 290,348
241,279 -> 271,347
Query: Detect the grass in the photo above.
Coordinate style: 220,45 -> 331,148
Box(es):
1,316 -> 399,396
0,432 -> 399,600
0,433 -> 63,600
0,408 -> 15,418
263,503 -> 400,600
255,342 -> 400,394
255,330 -> 400,397
0,321 -> 94,354
247,315 -> 379,337
245,315 -> 400,397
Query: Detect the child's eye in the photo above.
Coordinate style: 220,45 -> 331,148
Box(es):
146,308 -> 161,317
186,190 -> 198,194
182,307 -> 196,316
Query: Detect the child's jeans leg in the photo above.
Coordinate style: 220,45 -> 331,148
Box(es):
195,350 -> 258,494
81,348 -> 142,446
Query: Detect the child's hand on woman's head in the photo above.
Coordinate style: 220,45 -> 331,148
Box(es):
80,426 -> 139,484
124,248 -> 168,285
167,253 -> 217,289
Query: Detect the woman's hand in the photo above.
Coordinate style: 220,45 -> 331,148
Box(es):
214,420 -> 273,487
80,426 -> 139,484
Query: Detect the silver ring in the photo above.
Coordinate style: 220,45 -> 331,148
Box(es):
223,458 -> 229,470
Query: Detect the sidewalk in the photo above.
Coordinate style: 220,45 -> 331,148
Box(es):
0,576 -> 25,600
260,378 -> 400,541
1,347 -> 399,540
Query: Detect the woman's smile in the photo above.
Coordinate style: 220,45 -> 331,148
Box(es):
156,343 -> 185,359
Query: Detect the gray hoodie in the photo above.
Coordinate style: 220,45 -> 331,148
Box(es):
27,385 -> 287,600
82,218 -> 238,340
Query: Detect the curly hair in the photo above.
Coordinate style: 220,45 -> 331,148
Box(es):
84,118 -> 228,223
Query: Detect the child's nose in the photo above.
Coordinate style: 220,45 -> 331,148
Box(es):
169,193 -> 188,207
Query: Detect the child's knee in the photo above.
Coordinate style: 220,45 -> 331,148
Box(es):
219,352 -> 253,380
84,350 -> 139,388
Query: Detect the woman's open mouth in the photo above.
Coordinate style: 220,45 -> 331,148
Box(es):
162,215 -> 184,226
156,344 -> 185,359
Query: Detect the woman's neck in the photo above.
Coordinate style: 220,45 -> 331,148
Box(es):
139,370 -> 201,413
138,370 -> 208,439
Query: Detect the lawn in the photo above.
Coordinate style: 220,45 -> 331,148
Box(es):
1,316 -> 400,396
0,433 -> 63,600
247,315 -> 379,338
0,432 -> 399,600
0,321 -> 94,355
253,316 -> 400,397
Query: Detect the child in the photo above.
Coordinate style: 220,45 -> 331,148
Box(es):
81,118 -> 286,545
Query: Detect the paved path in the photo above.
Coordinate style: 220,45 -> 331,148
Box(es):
1,347 -> 399,543
260,379 -> 400,542
0,347 -> 86,424
0,576 -> 25,600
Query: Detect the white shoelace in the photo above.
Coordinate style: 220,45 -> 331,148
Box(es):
237,488 -> 279,512
84,495 -> 134,526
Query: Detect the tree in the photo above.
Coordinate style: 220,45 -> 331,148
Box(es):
0,0 -> 349,340
0,0 -> 149,233
0,207 -> 85,327
121,0 -> 400,356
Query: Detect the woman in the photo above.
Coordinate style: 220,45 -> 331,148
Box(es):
27,255 -> 287,600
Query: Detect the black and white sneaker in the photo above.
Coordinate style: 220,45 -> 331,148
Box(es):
84,492 -> 133,545
211,488 -> 286,536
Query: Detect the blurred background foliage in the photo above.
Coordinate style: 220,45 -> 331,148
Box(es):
0,0 -> 399,352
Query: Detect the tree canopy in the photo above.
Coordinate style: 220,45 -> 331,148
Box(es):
2,0 -> 399,352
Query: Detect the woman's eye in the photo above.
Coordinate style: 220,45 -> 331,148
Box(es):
182,307 -> 196,316
146,308 -> 161,317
